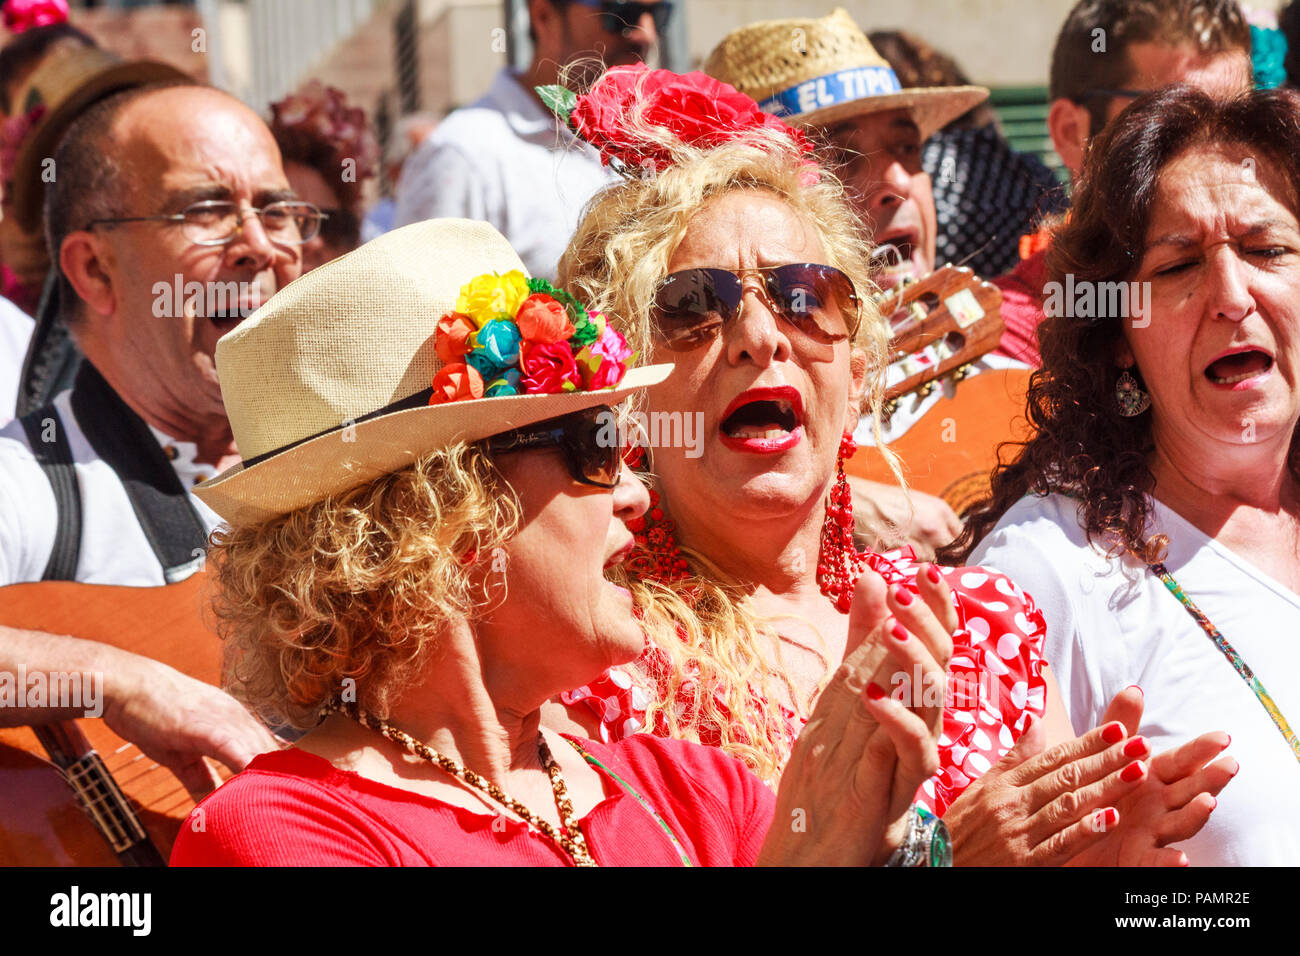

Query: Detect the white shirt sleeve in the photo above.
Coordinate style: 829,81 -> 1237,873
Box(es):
394,141 -> 490,228
0,428 -> 56,586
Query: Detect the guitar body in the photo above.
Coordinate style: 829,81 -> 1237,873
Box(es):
846,266 -> 1034,515
847,367 -> 1033,515
0,574 -> 221,866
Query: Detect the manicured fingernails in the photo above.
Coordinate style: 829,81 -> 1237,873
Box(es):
866,682 -> 886,701
1101,807 -> 1119,828
891,623 -> 909,643
925,564 -> 942,584
1120,760 -> 1146,783
1101,722 -> 1126,745
1122,735 -> 1148,758
893,586 -> 914,606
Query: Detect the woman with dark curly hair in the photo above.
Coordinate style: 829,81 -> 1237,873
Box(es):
951,86 -> 1300,864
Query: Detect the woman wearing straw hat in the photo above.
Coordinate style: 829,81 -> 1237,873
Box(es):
550,63 -> 1232,865
170,218 -> 954,866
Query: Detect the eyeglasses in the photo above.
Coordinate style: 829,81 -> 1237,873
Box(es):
486,404 -> 621,488
84,199 -> 326,246
568,0 -> 672,35
652,263 -> 861,352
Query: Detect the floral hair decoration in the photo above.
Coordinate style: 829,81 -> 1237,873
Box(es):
3,0 -> 68,33
429,271 -> 637,404
537,63 -> 816,180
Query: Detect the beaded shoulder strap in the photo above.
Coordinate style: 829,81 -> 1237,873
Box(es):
565,738 -> 694,867
1148,561 -> 1300,764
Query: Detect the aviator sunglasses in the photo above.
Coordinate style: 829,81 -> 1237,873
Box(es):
487,404 -> 622,488
652,263 -> 861,352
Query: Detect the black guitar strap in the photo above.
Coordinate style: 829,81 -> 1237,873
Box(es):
20,364 -> 209,583
68,363 -> 209,583
18,404 -> 82,581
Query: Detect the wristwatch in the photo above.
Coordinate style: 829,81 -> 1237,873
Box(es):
884,804 -> 952,867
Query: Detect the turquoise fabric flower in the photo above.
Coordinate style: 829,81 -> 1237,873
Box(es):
470,318 -> 522,366
1251,25 -> 1288,89
485,369 -> 522,397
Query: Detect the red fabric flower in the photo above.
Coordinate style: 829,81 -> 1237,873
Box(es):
3,0 -> 68,33
428,363 -> 484,405
434,312 -> 477,364
514,293 -> 574,345
571,64 -> 812,173
520,341 -> 582,394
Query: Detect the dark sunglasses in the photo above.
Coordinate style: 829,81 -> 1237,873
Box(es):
570,0 -> 672,34
652,263 -> 861,352
486,404 -> 621,488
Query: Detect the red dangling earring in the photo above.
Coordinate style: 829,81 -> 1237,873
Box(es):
817,433 -> 866,613
622,444 -> 690,583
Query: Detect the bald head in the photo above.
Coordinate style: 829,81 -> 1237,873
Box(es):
46,83 -> 287,320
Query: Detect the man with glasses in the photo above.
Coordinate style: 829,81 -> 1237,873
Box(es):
994,0 -> 1252,366
395,0 -> 669,280
0,83 -> 299,802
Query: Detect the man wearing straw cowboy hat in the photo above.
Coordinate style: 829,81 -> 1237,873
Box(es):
704,8 -> 989,553
704,8 -> 986,294
0,80 -> 313,798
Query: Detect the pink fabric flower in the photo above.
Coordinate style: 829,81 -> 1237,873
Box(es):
520,341 -> 582,394
576,324 -> 634,389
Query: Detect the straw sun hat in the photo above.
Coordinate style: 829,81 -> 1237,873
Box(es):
8,44 -> 189,231
703,8 -> 988,140
196,219 -> 672,526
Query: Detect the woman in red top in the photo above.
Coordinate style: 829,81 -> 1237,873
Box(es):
553,64 -> 1234,864
171,218 -> 955,867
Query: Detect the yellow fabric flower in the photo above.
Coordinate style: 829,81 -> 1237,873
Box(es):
456,270 -> 530,327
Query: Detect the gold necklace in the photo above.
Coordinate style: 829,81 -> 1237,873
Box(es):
326,700 -> 598,866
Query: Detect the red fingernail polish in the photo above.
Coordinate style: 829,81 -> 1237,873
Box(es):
893,586 -> 913,606
891,623 -> 909,643
866,682 -> 886,701
1101,722 -> 1125,745
1122,736 -> 1148,758
926,564 -> 941,584
1103,808 -> 1119,828
1120,760 -> 1145,783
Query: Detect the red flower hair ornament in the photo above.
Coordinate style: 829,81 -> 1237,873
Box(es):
538,64 -> 817,181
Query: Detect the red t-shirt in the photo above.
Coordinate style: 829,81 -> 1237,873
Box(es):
170,733 -> 774,866
992,247 -> 1048,368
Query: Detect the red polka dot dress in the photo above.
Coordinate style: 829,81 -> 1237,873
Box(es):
563,549 -> 1048,816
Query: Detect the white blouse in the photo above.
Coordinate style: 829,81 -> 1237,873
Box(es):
972,492 -> 1300,866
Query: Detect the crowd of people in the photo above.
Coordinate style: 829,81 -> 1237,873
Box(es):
0,0 -> 1296,868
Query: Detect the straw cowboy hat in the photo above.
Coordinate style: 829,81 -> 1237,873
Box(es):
196,218 -> 672,526
703,8 -> 988,140
8,43 -> 190,231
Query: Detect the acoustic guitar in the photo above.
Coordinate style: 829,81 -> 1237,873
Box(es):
0,574 -> 223,866
846,266 -> 1034,515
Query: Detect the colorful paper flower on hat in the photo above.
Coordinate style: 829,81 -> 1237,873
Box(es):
430,274 -> 637,406
537,63 -> 815,178
3,0 -> 69,33
456,270 -> 530,326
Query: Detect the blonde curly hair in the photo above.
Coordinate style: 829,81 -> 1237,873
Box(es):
557,96 -> 895,781
207,443 -> 520,730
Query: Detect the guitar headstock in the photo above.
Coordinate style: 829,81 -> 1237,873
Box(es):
869,265 -> 1005,401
